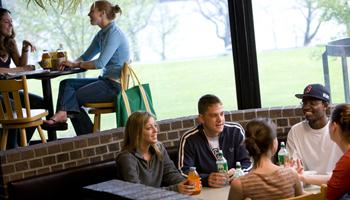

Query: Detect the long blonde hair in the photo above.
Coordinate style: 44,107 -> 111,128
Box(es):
122,111 -> 162,159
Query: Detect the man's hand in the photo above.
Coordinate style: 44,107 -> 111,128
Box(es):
208,172 -> 227,188
227,168 -> 235,182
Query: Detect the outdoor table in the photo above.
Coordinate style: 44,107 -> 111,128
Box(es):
82,179 -> 198,200
0,67 -> 85,141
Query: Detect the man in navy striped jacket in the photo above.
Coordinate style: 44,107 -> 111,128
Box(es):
178,94 -> 252,187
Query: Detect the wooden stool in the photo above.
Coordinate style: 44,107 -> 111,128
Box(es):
84,102 -> 115,133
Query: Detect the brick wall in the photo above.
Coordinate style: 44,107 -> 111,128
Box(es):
0,105 -> 307,199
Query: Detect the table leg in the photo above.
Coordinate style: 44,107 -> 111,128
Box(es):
41,79 -> 57,141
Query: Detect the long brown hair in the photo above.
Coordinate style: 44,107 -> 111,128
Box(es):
0,8 -> 15,58
122,111 -> 161,159
93,0 -> 122,20
331,104 -> 350,143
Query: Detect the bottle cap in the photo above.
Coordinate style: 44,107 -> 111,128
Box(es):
190,167 -> 196,171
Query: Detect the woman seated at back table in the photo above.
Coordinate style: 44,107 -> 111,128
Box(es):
116,111 -> 195,195
296,104 -> 350,200
228,118 -> 303,200
0,7 -> 44,149
42,0 -> 130,135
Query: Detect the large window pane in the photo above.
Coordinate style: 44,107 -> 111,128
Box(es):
5,0 -> 236,137
252,0 -> 348,106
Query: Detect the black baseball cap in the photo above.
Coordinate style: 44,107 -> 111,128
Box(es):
295,84 -> 330,102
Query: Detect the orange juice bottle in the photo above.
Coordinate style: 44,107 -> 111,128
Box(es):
187,167 -> 201,195
41,50 -> 52,69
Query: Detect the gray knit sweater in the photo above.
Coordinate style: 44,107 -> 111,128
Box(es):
116,143 -> 185,191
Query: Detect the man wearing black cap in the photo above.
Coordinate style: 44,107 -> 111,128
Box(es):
286,84 -> 342,175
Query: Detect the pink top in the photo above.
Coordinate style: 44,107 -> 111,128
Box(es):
240,167 -> 299,200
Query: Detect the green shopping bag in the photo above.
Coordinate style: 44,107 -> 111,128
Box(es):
116,65 -> 156,127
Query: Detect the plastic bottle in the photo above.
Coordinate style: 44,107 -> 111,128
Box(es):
216,150 -> 228,173
233,161 -> 245,178
56,44 -> 66,66
41,50 -> 52,69
187,167 -> 201,195
278,141 -> 290,166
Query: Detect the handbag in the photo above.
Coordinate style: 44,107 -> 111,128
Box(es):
116,64 -> 156,127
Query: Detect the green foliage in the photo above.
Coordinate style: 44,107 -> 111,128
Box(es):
25,0 -> 83,12
317,0 -> 350,35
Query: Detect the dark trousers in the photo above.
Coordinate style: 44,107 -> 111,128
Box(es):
0,92 -> 44,149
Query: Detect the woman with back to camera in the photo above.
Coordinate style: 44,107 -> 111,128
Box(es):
325,104 -> 350,200
0,7 -> 44,148
116,111 -> 196,195
292,104 -> 350,200
42,0 -> 130,134
228,118 -> 303,200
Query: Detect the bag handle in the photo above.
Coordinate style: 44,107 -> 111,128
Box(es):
120,64 -> 152,116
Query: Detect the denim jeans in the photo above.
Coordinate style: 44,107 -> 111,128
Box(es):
56,76 -> 121,135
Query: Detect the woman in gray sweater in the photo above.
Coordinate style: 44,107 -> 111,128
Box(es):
116,111 -> 196,195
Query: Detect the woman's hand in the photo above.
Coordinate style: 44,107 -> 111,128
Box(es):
22,40 -> 36,52
59,60 -> 80,71
177,180 -> 196,195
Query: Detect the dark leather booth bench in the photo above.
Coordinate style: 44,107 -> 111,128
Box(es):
7,146 -> 180,200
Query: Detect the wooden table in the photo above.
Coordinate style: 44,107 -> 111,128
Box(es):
193,184 -> 320,200
82,179 -> 199,200
194,186 -> 230,200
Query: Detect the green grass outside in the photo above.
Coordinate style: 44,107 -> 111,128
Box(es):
27,46 -> 349,138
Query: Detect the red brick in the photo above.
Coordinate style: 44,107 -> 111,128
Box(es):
48,144 -> 61,154
88,137 -> 99,146
231,112 -> 244,121
100,134 -> 113,144
34,147 -> 48,157
74,139 -> 88,148
29,158 -> 43,168
171,121 -> 182,130
70,150 -> 82,160
15,161 -> 28,171
167,131 -> 179,140
95,146 -> 107,155
21,149 -> 34,160
159,124 -> 170,132
37,167 -> 50,175
243,110 -> 257,120
83,148 -> 96,157
61,142 -> 74,152
51,164 -> 63,172
182,119 -> 195,128
57,153 -> 69,163
7,152 -> 21,162
43,155 -> 56,166
1,165 -> 14,174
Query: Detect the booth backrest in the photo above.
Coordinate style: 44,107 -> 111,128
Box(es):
8,161 -> 117,200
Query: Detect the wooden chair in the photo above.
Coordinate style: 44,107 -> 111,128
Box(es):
84,63 -> 130,133
282,184 -> 327,200
0,76 -> 47,150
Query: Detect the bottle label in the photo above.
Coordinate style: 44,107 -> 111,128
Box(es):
217,162 -> 228,173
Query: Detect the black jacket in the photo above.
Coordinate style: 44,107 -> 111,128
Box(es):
178,122 -> 252,186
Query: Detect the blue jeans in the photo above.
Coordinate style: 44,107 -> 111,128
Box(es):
56,76 -> 121,135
